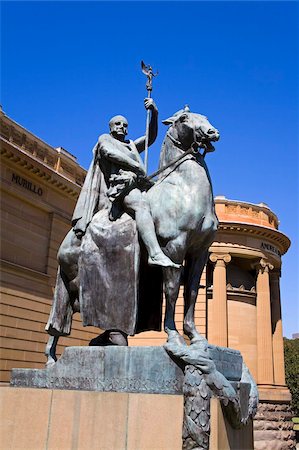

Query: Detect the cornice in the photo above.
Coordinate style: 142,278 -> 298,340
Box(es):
217,221 -> 290,255
0,111 -> 78,163
0,112 -> 86,187
1,137 -> 81,199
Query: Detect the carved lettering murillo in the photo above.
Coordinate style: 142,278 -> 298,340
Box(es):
11,172 -> 43,196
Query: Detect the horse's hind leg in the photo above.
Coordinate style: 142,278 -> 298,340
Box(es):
163,266 -> 185,345
45,335 -> 59,367
45,230 -> 80,364
183,250 -> 209,346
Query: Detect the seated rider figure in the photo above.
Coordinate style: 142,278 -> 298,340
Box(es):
74,98 -> 179,269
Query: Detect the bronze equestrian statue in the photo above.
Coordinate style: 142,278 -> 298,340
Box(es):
45,101 -> 220,363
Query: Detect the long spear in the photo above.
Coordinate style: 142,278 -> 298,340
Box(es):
141,61 -> 158,174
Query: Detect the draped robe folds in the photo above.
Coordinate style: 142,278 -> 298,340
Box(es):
47,135 -> 163,337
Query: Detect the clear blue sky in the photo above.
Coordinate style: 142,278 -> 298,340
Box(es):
2,1 -> 298,337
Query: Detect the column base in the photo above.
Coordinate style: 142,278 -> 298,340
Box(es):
258,385 -> 292,402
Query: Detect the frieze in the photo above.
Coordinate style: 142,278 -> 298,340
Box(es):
103,377 -> 181,393
12,128 -> 22,146
218,199 -> 279,229
261,241 -> 281,257
0,121 -> 10,140
1,145 -> 81,199
1,113 -> 86,193
47,376 -> 105,390
11,172 -> 43,196
227,204 -> 238,213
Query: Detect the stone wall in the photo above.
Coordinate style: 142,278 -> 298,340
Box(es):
254,402 -> 296,449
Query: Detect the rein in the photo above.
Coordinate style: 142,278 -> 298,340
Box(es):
146,133 -> 205,181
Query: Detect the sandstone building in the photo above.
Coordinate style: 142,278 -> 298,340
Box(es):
0,110 -> 294,446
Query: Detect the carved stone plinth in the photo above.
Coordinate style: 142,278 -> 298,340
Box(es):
11,345 -> 242,394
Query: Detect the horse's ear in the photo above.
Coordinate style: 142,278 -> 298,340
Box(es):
162,116 -> 175,125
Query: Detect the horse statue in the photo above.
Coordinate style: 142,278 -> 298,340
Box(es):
45,106 -> 220,364
148,107 -> 219,346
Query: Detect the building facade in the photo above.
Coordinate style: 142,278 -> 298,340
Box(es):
0,110 -> 101,383
0,110 -> 294,446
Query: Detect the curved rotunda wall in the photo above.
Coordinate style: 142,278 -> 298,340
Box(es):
209,196 -> 290,395
208,197 -> 294,449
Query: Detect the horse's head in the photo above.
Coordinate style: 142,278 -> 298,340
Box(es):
162,106 -> 220,153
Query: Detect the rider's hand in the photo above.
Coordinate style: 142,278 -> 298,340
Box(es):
144,98 -> 157,112
136,165 -> 146,177
74,229 -> 84,240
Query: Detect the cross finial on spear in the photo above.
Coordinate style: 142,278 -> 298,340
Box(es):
141,61 -> 158,173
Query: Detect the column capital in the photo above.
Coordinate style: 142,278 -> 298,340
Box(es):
209,253 -> 231,264
253,258 -> 274,273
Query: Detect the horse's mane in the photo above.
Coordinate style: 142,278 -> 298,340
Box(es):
158,134 -> 169,171
158,106 -> 191,172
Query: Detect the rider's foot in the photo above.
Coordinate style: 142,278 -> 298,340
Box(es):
89,330 -> 128,347
148,252 -> 181,269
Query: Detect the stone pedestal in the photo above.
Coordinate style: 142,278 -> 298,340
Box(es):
8,346 -> 254,450
1,387 -> 254,450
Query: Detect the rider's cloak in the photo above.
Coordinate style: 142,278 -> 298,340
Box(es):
48,138 -> 163,337
72,142 -> 106,236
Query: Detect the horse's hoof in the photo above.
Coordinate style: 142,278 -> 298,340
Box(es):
45,357 -> 56,368
190,335 -> 209,350
164,332 -> 186,352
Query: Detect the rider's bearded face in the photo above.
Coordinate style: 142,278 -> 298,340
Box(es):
109,116 -> 128,141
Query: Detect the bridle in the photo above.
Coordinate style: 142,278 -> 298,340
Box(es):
146,130 -> 207,182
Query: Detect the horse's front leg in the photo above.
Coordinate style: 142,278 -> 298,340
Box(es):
183,250 -> 209,347
163,266 -> 185,345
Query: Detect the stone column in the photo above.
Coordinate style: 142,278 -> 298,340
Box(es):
270,269 -> 286,386
256,258 -> 274,385
209,253 -> 231,347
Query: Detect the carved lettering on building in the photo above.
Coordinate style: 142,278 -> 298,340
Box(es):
11,173 -> 43,196
261,242 -> 281,257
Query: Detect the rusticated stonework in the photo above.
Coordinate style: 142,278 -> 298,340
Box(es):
254,402 -> 296,450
